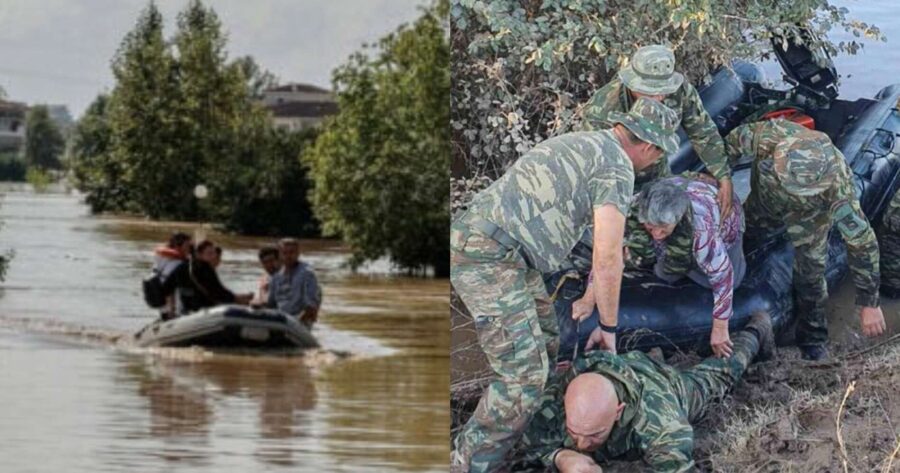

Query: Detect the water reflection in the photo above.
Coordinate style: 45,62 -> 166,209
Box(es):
120,354 -> 319,468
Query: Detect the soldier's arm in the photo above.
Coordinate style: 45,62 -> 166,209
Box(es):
831,166 -> 881,307
640,421 -> 695,473
516,382 -> 569,470
579,81 -> 620,131
681,83 -> 730,181
723,122 -> 765,166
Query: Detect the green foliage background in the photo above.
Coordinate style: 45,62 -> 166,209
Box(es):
69,0 -> 319,237
25,105 -> 65,171
303,0 -> 450,276
450,0 -> 883,189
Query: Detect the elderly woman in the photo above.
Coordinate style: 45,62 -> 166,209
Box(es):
641,176 -> 746,357
573,176 -> 745,357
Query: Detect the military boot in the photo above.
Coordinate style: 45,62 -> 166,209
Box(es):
744,311 -> 776,361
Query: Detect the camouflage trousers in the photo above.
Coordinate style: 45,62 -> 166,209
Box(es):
744,190 -> 830,346
880,195 -> 900,298
676,330 -> 760,422
451,213 -> 559,473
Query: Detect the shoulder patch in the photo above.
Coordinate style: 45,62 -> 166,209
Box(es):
832,199 -> 867,239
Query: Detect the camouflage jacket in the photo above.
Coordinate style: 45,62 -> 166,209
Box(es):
725,119 -> 881,307
518,351 -> 696,473
883,187 -> 900,233
469,130 -> 634,272
580,78 -> 730,183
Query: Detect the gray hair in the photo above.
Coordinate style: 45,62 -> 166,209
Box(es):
636,179 -> 690,226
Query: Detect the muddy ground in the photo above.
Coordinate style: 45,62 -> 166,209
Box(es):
451,277 -> 900,472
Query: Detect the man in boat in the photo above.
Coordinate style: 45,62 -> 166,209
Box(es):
724,119 -> 886,360
573,176 -> 746,359
580,45 -> 734,214
251,245 -> 282,306
267,238 -> 322,328
152,231 -> 193,320
451,97 -> 680,473
517,311 -> 775,473
878,189 -> 900,299
162,240 -> 253,316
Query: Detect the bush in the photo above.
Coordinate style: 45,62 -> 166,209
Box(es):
450,0 -> 884,207
25,167 -> 52,192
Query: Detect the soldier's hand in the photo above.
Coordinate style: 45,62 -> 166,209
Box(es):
717,178 -> 734,218
585,327 -> 616,354
710,318 -> 734,358
572,296 -> 595,322
555,449 -> 602,473
859,306 -> 886,337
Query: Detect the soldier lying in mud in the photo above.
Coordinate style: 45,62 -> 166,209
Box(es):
515,312 -> 775,473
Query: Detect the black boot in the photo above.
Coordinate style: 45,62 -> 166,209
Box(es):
744,311 -> 776,361
800,344 -> 828,361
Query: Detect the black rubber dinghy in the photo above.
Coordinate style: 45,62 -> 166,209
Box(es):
549,44 -> 900,358
134,305 -> 319,349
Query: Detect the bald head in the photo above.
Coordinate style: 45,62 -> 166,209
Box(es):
564,373 -> 625,452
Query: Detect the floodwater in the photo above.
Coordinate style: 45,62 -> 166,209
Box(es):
0,188 -> 450,473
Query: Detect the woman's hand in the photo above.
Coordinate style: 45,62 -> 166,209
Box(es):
710,318 -> 733,358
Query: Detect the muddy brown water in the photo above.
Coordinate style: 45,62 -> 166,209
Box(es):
0,188 -> 449,472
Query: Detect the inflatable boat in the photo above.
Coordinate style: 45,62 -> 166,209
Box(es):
549,38 -> 900,358
134,305 -> 319,349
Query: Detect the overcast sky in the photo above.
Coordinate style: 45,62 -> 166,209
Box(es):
0,0 -> 425,118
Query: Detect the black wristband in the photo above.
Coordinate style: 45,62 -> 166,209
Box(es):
599,322 -> 617,334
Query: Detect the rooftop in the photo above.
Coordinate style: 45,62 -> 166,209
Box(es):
266,83 -> 331,94
268,101 -> 339,118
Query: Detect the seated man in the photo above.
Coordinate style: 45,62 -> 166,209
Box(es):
267,238 -> 322,328
162,240 -> 252,315
251,245 -> 281,306
518,312 -> 775,473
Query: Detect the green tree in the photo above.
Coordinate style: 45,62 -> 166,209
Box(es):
107,1 -> 185,219
450,0 -> 884,186
69,0 -> 320,237
304,0 -> 450,276
70,94 -> 128,212
232,55 -> 279,100
24,105 -> 65,170
174,0 -> 253,221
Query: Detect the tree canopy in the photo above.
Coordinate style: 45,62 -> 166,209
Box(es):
303,0 -> 450,276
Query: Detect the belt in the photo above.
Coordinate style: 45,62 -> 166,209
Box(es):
467,216 -> 535,268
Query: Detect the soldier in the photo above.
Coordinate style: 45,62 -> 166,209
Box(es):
879,189 -> 900,298
724,119 -> 886,360
581,45 -> 734,216
451,97 -> 680,473
574,176 -> 746,359
518,312 -> 775,473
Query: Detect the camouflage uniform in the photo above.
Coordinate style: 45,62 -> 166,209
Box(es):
518,330 -> 762,472
580,46 -> 731,191
879,189 -> 900,297
724,119 -> 880,347
451,98 -> 680,472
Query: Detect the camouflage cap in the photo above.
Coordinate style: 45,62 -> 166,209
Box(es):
772,137 -> 836,196
618,45 -> 685,96
607,96 -> 680,154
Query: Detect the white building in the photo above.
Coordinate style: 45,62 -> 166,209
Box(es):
261,83 -> 338,132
